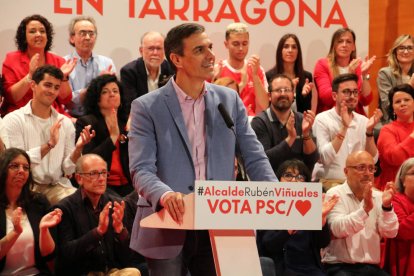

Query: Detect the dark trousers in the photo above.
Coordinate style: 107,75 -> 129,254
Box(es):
325,263 -> 389,276
146,230 -> 216,276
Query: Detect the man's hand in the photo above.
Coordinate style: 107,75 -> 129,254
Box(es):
363,182 -> 374,214
248,55 -> 261,76
340,100 -> 352,128
49,118 -> 64,147
302,110 -> 315,136
97,202 -> 111,236
382,181 -> 396,208
322,194 -> 339,226
163,192 -> 185,224
112,201 -> 125,234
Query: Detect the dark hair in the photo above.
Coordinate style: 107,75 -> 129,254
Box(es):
15,14 -> 54,52
164,23 -> 205,71
331,73 -> 358,92
268,34 -> 304,80
83,74 -> 128,122
32,65 -> 63,83
388,83 -> 414,121
276,159 -> 311,182
268,73 -> 294,91
0,148 -> 34,209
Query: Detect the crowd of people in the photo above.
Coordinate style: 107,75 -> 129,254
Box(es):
0,13 -> 413,276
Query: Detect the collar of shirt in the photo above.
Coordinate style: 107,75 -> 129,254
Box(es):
71,51 -> 97,66
24,100 -> 59,118
81,187 -> 105,214
172,77 -> 207,103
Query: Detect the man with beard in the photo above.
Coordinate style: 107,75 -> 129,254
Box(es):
65,16 -> 116,118
251,74 -> 318,173
213,23 -> 268,116
312,73 -> 382,189
322,150 -> 398,275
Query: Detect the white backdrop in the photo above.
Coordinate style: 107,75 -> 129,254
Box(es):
0,0 -> 369,75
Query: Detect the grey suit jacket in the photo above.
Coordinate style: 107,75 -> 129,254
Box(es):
128,79 -> 277,259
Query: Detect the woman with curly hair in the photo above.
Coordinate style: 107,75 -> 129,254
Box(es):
1,14 -> 76,116
314,27 -> 375,116
377,35 -> 414,124
0,148 -> 62,275
75,74 -> 132,197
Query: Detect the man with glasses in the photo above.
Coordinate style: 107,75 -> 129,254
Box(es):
121,31 -> 174,116
322,150 -> 398,276
251,74 -> 318,173
65,16 -> 116,118
312,73 -> 382,190
55,153 -> 141,276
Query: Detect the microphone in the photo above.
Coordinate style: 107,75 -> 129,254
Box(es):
217,103 -> 248,181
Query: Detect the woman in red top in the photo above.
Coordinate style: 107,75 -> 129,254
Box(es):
75,74 -> 132,197
384,157 -> 414,276
377,84 -> 414,190
1,14 -> 76,117
313,27 -> 375,115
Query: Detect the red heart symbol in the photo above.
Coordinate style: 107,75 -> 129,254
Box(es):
295,200 -> 311,216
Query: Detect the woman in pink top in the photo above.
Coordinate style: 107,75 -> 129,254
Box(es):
1,14 -> 76,117
314,27 -> 375,115
377,84 -> 414,190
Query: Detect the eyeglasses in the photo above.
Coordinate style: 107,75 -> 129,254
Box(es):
8,163 -> 30,172
78,170 -> 109,180
77,30 -> 96,38
281,172 -> 306,182
396,45 -> 414,53
347,164 -> 377,173
270,87 -> 293,94
340,88 -> 359,97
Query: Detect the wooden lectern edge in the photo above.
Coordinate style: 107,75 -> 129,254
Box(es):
140,193 -> 195,230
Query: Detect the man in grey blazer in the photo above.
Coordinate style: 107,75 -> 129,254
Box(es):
128,23 -> 277,276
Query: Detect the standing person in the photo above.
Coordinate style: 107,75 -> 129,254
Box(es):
65,15 -> 116,118
213,22 -> 268,116
1,14 -> 76,117
266,33 -> 317,114
3,65 -> 95,205
76,74 -> 132,197
377,84 -> 414,190
251,74 -> 318,173
384,158 -> 414,276
323,151 -> 398,276
377,34 -> 414,124
120,31 -> 174,116
0,148 -> 62,275
128,23 -> 277,276
314,27 -> 375,116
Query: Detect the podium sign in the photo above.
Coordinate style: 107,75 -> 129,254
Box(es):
194,180 -> 322,230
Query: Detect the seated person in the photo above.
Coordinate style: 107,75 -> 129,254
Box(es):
323,150 -> 398,276
55,153 -> 140,276
76,74 -> 132,197
0,148 -> 62,275
257,159 -> 337,276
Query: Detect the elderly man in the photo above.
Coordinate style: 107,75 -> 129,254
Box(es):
3,65 -> 94,205
251,74 -> 318,173
65,15 -> 116,117
121,31 -> 174,115
55,154 -> 140,276
323,150 -> 399,275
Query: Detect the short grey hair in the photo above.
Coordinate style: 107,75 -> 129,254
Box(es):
395,157 -> 414,193
68,16 -> 97,46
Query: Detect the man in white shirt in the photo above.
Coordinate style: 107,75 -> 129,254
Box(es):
323,150 -> 398,275
312,73 -> 382,189
3,65 -> 95,205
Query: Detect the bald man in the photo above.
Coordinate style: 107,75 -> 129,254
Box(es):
322,151 -> 398,276
121,31 -> 174,115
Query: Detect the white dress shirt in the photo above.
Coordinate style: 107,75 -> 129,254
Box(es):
323,181 -> 398,264
3,101 -> 76,187
313,108 -> 378,180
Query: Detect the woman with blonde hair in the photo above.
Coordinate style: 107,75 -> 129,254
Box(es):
377,34 -> 414,124
314,27 -> 375,116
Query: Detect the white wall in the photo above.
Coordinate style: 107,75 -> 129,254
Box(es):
0,0 -> 369,75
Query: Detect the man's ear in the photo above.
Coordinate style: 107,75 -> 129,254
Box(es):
139,46 -> 143,56
169,53 -> 182,70
75,173 -> 82,186
332,91 -> 338,102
